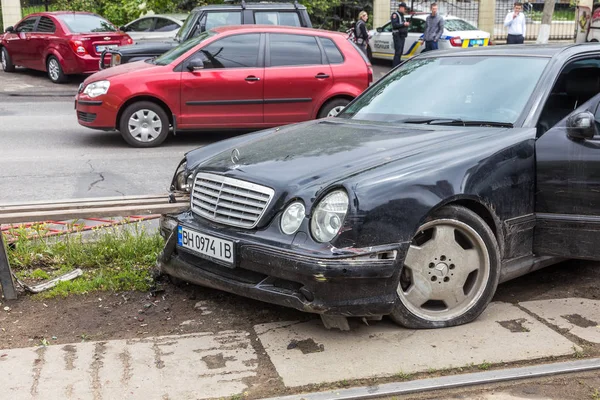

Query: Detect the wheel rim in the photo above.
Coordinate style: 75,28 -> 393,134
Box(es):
398,218 -> 490,322
128,109 -> 162,142
1,50 -> 6,70
327,105 -> 345,117
48,59 -> 60,81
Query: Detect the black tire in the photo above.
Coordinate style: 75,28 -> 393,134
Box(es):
47,55 -> 66,83
390,205 -> 501,329
317,98 -> 351,119
119,101 -> 170,148
1,47 -> 15,72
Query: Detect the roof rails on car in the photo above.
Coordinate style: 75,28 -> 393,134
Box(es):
223,0 -> 301,9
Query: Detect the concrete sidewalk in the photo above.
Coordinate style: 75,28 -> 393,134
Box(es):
1,298 -> 597,399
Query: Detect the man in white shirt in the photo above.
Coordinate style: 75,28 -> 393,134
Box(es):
504,2 -> 526,44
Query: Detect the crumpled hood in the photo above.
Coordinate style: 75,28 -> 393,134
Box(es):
188,119 -> 510,190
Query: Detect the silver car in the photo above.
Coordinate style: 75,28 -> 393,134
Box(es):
121,14 -> 188,43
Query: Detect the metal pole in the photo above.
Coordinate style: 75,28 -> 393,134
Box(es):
0,232 -> 17,300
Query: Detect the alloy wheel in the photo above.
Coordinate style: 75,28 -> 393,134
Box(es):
128,109 -> 163,143
327,105 -> 345,117
48,59 -> 60,81
398,218 -> 491,322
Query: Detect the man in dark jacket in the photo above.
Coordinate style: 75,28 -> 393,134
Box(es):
423,3 -> 444,52
391,2 -> 409,67
355,11 -> 369,55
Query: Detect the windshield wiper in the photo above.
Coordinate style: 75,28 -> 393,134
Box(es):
399,118 -> 513,128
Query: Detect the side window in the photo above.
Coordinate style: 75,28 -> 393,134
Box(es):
203,12 -> 241,31
319,37 -> 344,64
36,16 -> 56,33
382,22 -> 392,33
16,18 -> 37,33
155,17 -> 180,32
190,34 -> 260,69
255,11 -> 301,27
128,18 -> 154,32
408,18 -> 426,33
269,34 -> 322,67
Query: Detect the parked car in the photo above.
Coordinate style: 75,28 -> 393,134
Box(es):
0,12 -> 132,83
76,25 -> 372,147
158,44 -> 600,330
121,13 -> 188,43
100,1 -> 312,68
368,14 -> 490,62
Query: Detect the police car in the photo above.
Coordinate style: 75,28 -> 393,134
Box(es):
368,13 -> 491,61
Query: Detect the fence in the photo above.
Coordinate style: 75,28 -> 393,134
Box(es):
20,0 -> 59,17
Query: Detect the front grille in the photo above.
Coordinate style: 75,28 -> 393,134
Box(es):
77,111 -> 96,123
191,172 -> 274,229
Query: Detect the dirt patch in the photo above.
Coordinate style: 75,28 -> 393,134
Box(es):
202,352 -> 235,369
287,338 -> 325,354
497,318 -> 530,333
562,314 -> 597,328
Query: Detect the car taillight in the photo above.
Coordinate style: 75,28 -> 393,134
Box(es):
122,36 -> 133,45
70,40 -> 88,55
489,39 -> 494,46
449,37 -> 463,47
368,65 -> 373,85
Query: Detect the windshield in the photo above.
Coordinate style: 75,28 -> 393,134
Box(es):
176,14 -> 197,41
444,19 -> 477,31
57,14 -> 116,33
339,56 -> 549,125
153,31 -> 216,66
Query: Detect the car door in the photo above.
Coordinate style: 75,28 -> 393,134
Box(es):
125,17 -> 155,42
179,33 -> 264,129
4,16 -> 38,66
404,17 -> 425,58
30,16 -> 57,71
370,21 -> 394,59
263,33 -> 332,124
535,87 -> 600,260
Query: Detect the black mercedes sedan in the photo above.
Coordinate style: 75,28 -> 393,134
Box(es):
157,43 -> 600,330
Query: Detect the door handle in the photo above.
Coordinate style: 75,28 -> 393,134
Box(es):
245,76 -> 260,81
315,73 -> 330,79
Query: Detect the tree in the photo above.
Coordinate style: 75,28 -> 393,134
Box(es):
536,0 -> 556,44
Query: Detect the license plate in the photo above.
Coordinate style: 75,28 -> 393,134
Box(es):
96,45 -> 108,52
469,39 -> 484,46
177,226 -> 234,265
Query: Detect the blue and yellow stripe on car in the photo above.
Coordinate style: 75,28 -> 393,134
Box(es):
462,38 -> 490,48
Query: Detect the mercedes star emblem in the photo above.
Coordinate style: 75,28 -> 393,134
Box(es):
231,148 -> 241,166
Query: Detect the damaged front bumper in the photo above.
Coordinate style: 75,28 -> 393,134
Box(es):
156,214 -> 410,317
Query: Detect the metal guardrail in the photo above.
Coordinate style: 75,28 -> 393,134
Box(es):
0,193 -> 189,300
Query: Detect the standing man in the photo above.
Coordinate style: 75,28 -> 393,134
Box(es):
423,3 -> 444,52
391,2 -> 410,67
355,11 -> 370,56
504,2 -> 526,44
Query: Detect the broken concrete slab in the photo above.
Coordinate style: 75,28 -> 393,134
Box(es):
255,302 -> 578,387
520,298 -> 600,344
0,331 -> 257,400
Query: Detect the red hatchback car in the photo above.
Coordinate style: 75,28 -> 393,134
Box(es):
75,25 -> 372,147
0,12 -> 132,83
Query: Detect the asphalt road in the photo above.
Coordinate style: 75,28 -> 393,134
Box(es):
0,63 -> 392,203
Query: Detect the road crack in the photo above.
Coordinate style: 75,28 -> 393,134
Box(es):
86,160 -> 105,191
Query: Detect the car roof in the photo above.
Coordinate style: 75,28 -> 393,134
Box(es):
210,24 -> 344,36
410,14 -> 464,20
39,11 -> 99,16
152,13 -> 189,20
418,43 -> 600,58
192,3 -> 307,12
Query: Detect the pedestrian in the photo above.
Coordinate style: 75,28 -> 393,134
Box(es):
355,11 -> 369,56
391,2 -> 410,67
504,2 -> 526,44
423,3 -> 444,52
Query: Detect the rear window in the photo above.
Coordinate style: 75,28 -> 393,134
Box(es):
255,11 -> 301,27
319,37 -> 344,64
445,19 -> 477,31
57,14 -> 116,33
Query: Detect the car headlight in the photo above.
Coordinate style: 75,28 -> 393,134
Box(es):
83,80 -> 110,98
281,201 -> 305,235
170,158 -> 193,193
110,53 -> 121,67
310,190 -> 349,243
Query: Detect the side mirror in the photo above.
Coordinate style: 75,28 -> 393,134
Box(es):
376,27 -> 383,33
186,59 -> 204,72
5,26 -> 14,33
567,111 -> 598,140
119,26 -> 128,32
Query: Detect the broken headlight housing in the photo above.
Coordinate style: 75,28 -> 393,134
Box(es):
170,158 -> 193,193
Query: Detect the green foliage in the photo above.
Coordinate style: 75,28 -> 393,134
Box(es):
6,223 -> 164,298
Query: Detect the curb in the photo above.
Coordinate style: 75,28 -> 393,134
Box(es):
0,91 -> 76,98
